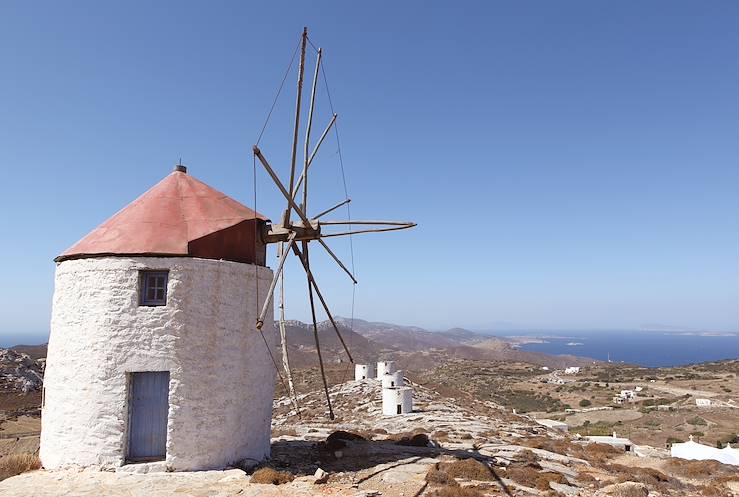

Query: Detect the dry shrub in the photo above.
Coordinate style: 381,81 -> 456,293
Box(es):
575,470 -> 599,486
610,464 -> 669,485
664,458 -> 733,479
518,449 -> 539,464
534,471 -> 568,491
272,427 -> 298,437
438,459 -> 494,481
426,466 -> 459,486
433,430 -> 450,442
503,465 -> 543,488
697,485 -> 735,497
393,432 -> 430,447
250,467 -> 294,485
459,433 -> 473,440
0,453 -> 41,482
324,430 -> 367,451
520,436 -> 582,458
582,442 -> 620,464
428,486 -> 485,497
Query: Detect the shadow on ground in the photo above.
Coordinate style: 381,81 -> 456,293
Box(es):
265,433 -> 515,496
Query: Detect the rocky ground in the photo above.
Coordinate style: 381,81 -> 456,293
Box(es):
0,349 -> 43,396
1,378 -> 737,496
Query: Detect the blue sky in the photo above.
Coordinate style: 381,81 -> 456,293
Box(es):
1,1 -> 739,345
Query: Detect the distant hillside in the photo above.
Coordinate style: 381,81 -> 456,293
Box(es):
10,344 -> 47,361
334,317 -> 484,351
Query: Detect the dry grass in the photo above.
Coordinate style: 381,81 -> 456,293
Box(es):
519,436 -> 581,457
518,448 -> 539,464
582,442 -> 621,464
432,430 -> 450,442
250,467 -> 294,485
271,427 -> 298,437
610,464 -> 669,486
503,465 -> 557,489
427,486 -> 485,497
426,466 -> 459,486
696,485 -> 736,497
664,458 -> 735,479
392,432 -> 430,447
0,453 -> 41,482
437,459 -> 495,481
425,464 -> 487,497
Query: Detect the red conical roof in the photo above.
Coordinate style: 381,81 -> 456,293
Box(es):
57,169 -> 269,263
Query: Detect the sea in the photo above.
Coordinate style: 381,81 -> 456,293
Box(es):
491,330 -> 739,368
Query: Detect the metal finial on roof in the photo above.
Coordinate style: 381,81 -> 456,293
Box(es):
174,160 -> 187,174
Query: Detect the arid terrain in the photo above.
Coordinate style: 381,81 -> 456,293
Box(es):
1,321 -> 737,496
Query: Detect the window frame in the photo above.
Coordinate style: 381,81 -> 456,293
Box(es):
139,270 -> 169,306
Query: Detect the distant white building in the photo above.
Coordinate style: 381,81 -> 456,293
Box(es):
613,390 -> 636,404
585,432 -> 633,452
564,367 -> 581,374
354,364 -> 375,381
671,436 -> 738,466
381,370 -> 404,389
376,361 -> 397,379
634,386 -> 643,392
382,387 -> 413,415
695,398 -> 712,407
535,419 -> 569,432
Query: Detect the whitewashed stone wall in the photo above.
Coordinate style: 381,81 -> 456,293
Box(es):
40,256 -> 275,471
382,387 -> 413,415
376,361 -> 396,379
381,370 -> 404,389
354,364 -> 375,381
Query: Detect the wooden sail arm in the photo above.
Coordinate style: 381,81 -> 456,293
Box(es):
253,146 -> 314,230
312,198 -> 351,220
301,47 -> 322,212
317,238 -> 357,284
319,221 -> 416,239
292,114 -> 337,201
291,243 -> 354,363
302,241 -> 335,420
284,27 -> 308,227
256,233 -> 297,330
319,220 -> 415,226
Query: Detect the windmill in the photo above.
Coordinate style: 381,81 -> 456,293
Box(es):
252,28 -> 415,419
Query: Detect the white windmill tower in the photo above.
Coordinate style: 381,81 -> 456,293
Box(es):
252,27 -> 415,419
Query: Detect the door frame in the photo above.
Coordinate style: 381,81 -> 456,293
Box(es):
124,371 -> 170,463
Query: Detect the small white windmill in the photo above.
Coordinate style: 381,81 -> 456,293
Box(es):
252,28 -> 415,419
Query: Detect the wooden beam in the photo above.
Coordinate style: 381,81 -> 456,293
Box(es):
253,146 -> 313,229
301,47 -> 322,212
320,224 -> 416,238
312,198 -> 351,220
285,27 -> 308,226
291,243 -> 354,363
256,233 -> 296,330
303,241 -> 335,420
277,241 -> 300,415
317,238 -> 357,284
292,114 -> 337,199
319,220 -> 415,226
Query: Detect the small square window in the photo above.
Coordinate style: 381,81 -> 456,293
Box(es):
140,271 -> 169,306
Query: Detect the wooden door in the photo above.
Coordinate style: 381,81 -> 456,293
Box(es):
128,371 -> 170,461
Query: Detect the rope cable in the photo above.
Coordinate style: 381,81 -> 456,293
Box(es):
255,38 -> 301,146
319,55 -> 358,385
320,60 -> 357,334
